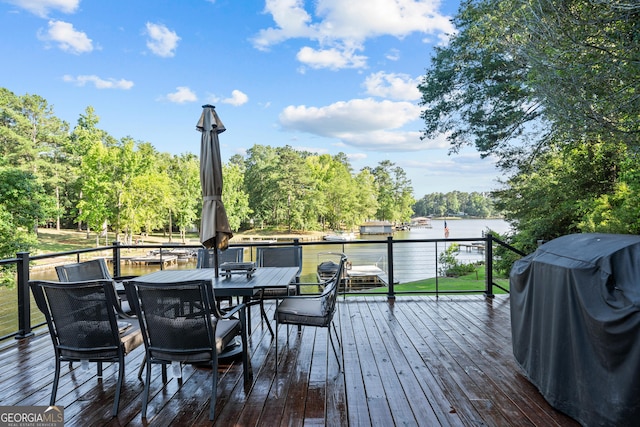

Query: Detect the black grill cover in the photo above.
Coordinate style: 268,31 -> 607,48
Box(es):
510,233 -> 640,426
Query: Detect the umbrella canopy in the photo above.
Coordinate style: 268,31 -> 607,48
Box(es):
197,105 -> 233,252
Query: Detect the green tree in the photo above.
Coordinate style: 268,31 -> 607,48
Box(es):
368,160 -> 415,222
244,145 -> 280,228
222,161 -> 252,232
68,107 -> 108,231
0,205 -> 37,262
0,167 -> 56,230
77,141 -> 113,244
419,0 -> 640,250
306,153 -> 358,230
168,153 -> 201,242
353,168 -> 379,223
0,89 -> 40,168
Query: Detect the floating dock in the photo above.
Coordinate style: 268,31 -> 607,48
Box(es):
125,255 -> 178,267
347,265 -> 389,288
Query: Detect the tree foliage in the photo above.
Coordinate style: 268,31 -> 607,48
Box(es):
0,86 -> 423,257
419,0 -> 640,250
413,191 -> 496,218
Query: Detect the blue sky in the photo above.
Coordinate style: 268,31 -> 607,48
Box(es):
0,0 -> 502,196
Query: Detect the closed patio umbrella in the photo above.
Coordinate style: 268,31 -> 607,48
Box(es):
197,105 -> 233,273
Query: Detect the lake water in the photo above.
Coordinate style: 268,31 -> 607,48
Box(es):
30,219 -> 511,285
393,218 -> 510,282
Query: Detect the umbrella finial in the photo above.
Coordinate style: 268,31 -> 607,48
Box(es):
202,104 -> 215,109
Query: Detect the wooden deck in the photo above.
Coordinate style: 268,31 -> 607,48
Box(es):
0,295 -> 579,426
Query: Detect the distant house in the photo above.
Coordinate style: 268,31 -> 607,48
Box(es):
359,221 -> 394,235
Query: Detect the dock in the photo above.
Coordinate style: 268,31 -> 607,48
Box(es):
125,255 -> 178,267
347,264 -> 389,289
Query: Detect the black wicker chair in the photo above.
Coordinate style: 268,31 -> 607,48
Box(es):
274,253 -> 346,373
196,247 -> 244,267
55,258 -> 134,317
251,246 -> 302,337
124,279 -> 251,421
29,280 -> 143,417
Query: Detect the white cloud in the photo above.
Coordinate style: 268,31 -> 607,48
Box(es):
252,0 -> 315,51
222,90 -> 249,106
166,86 -> 197,103
363,72 -> 421,101
253,0 -> 455,69
38,20 -> 92,54
385,48 -> 400,61
5,0 -> 79,17
145,22 -> 180,57
280,97 -> 437,151
63,75 -> 134,89
297,46 -> 366,70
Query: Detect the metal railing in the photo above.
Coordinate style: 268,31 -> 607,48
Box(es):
0,234 -> 524,342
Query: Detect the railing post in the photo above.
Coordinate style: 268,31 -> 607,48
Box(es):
387,236 -> 395,300
112,241 -> 122,278
485,233 -> 495,298
16,252 -> 33,339
435,241 -> 439,296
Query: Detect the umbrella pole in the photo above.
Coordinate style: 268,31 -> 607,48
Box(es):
214,248 -> 219,278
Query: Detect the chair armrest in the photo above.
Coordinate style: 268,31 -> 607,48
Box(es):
214,302 -> 247,320
113,301 -> 137,319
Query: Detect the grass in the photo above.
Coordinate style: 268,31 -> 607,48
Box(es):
363,265 -> 509,295
33,228 -> 202,254
35,229 -> 100,253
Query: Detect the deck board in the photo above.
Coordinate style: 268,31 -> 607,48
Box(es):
0,295 -> 580,426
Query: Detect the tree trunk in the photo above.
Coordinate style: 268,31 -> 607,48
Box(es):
56,186 -> 61,230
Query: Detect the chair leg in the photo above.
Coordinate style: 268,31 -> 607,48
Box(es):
260,300 -> 275,339
210,356 -> 218,421
142,356 -> 152,419
112,354 -> 125,417
137,355 -> 146,379
329,322 -> 343,372
50,358 -> 61,406
239,308 -> 252,383
274,319 -> 279,374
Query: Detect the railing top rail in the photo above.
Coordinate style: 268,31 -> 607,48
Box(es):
15,236 -> 496,263
24,246 -> 111,262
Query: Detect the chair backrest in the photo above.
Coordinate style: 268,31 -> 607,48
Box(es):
196,247 -> 244,268
319,254 -> 347,322
125,280 -> 217,362
30,280 -> 122,357
56,258 -> 113,282
256,246 -> 303,280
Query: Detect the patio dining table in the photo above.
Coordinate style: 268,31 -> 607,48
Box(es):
129,266 -> 299,299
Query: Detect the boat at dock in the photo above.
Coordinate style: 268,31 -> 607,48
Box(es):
323,231 -> 357,241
